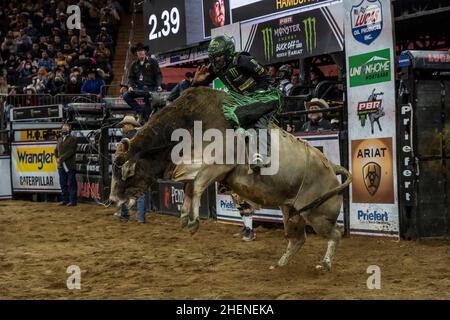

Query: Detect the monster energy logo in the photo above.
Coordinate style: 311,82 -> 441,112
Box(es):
229,67 -> 238,77
303,17 -> 317,54
261,28 -> 274,61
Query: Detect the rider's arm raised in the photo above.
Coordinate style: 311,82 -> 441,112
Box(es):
192,64 -> 216,87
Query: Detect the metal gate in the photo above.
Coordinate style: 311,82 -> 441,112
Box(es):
415,80 -> 449,237
398,51 -> 450,239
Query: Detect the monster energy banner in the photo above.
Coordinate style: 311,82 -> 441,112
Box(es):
241,4 -> 343,64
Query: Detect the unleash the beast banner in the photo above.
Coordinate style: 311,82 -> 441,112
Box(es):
240,3 -> 343,64
11,142 -> 61,193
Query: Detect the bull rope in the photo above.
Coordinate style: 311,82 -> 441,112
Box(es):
291,137 -> 310,215
289,137 -> 352,216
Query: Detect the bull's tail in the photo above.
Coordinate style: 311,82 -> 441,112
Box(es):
296,164 -> 352,214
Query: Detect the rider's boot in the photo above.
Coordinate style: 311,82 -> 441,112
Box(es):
248,128 -> 271,174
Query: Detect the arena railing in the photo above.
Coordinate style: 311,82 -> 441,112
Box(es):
53,94 -> 103,106
3,94 -> 53,109
313,80 -> 344,100
278,103 -> 345,133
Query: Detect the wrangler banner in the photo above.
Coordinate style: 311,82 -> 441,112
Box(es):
240,3 -> 343,64
11,142 -> 61,193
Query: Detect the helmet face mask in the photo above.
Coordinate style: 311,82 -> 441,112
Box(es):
213,54 -> 226,70
208,35 -> 235,71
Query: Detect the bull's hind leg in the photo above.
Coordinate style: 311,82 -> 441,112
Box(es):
273,206 -> 307,269
305,196 -> 343,271
180,183 -> 193,229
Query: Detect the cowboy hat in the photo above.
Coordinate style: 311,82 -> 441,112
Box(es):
83,67 -> 102,76
117,115 -> 141,128
304,98 -> 329,110
24,85 -> 37,94
131,42 -> 149,54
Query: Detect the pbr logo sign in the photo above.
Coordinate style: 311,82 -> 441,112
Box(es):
351,0 -> 383,45
357,88 -> 385,134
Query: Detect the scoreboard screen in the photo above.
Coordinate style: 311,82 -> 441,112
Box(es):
144,0 -> 188,53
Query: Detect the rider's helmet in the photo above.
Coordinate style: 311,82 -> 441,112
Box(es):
277,64 -> 293,80
208,35 -> 235,72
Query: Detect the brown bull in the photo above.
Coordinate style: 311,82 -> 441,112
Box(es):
110,87 -> 351,270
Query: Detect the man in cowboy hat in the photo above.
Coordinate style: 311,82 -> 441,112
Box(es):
81,67 -> 105,96
301,98 -> 332,132
115,115 -> 148,223
123,42 -> 163,123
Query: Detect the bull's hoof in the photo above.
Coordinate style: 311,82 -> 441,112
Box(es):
180,215 -> 189,229
315,262 -> 331,272
187,218 -> 200,235
277,253 -> 290,267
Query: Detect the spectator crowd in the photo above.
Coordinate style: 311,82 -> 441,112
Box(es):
0,0 -> 124,100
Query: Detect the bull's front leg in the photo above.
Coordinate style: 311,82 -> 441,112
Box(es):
188,165 -> 235,235
180,182 -> 193,229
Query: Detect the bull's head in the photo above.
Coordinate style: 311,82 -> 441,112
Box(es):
109,137 -> 170,207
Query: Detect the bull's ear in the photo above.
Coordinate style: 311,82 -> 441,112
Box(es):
121,160 -> 136,181
120,138 -> 131,152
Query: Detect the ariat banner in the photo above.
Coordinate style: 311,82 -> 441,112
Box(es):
241,3 -> 343,64
351,138 -> 394,204
11,142 -> 61,192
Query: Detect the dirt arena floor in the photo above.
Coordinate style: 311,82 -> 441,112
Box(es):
0,200 -> 449,300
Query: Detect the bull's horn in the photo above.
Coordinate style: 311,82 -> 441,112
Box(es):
121,160 -> 136,181
121,138 -> 131,152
